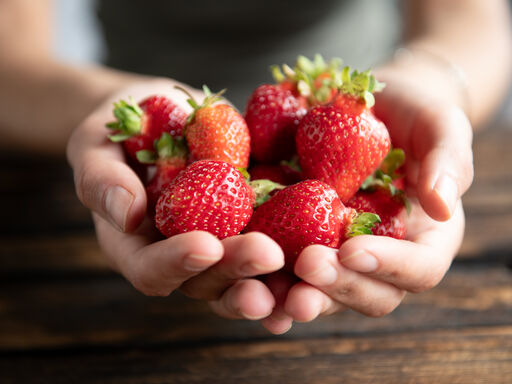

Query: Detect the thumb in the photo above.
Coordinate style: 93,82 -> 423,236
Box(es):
67,116 -> 147,232
414,105 -> 474,221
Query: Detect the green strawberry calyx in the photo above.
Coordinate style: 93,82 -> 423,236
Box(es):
271,54 -> 343,104
361,148 -> 411,214
106,98 -> 144,142
248,179 -> 286,207
136,132 -> 188,164
280,155 -> 302,173
339,66 -> 385,108
346,211 -> 381,237
175,85 -> 227,125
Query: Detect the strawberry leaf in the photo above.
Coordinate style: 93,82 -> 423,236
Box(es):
106,98 -> 143,138
136,149 -> 157,164
155,132 -> 188,160
248,179 -> 285,207
108,133 -> 133,142
347,212 -> 381,237
339,67 -> 385,108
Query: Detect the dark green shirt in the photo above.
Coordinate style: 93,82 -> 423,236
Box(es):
97,0 -> 400,108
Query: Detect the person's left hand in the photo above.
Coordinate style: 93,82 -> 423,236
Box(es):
260,67 -> 474,334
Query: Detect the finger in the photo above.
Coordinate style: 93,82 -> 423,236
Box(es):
295,245 -> 406,317
408,104 -> 473,221
260,271 -> 297,334
284,282 -> 346,322
339,202 -> 464,293
209,279 -> 275,320
375,86 -> 474,221
68,115 -> 147,232
179,232 -> 284,301
94,215 -> 224,296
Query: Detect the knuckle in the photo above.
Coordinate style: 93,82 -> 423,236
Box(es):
75,163 -> 101,208
131,275 -> 171,297
179,284 -> 221,301
368,302 -> 398,318
333,278 -> 356,298
410,270 -> 445,293
367,294 -> 404,318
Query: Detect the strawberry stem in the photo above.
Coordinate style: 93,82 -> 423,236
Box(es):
339,67 -> 385,108
135,132 -> 188,165
106,97 -> 144,142
270,54 -> 343,104
248,179 -> 285,207
346,211 -> 381,237
174,84 -> 226,124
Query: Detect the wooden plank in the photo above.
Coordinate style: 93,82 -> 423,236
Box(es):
0,233 -> 108,277
0,262 -> 511,350
1,326 -> 511,383
460,125 -> 512,257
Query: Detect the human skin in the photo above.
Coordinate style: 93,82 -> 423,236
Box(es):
1,0 -> 511,333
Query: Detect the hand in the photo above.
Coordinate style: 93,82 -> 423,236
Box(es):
261,68 -> 474,331
67,79 -> 284,321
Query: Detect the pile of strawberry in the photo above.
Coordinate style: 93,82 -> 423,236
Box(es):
106,55 -> 409,271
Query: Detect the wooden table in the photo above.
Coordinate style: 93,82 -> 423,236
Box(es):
1,109 -> 512,383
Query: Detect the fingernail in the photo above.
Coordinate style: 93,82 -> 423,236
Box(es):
303,263 -> 338,285
241,311 -> 270,321
239,262 -> 270,275
104,186 -> 134,231
340,250 -> 378,272
434,174 -> 458,218
184,253 -> 221,272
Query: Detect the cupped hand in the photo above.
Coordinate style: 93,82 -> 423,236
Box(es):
67,79 -> 284,321
261,70 -> 474,331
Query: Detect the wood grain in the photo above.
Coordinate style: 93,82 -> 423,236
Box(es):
0,262 -> 510,350
1,326 -> 511,383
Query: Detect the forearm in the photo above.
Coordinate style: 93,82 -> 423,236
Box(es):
0,0 -> 143,155
0,59 -> 142,155
380,0 -> 512,128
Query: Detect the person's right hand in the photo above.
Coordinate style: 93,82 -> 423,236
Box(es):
67,79 -> 285,321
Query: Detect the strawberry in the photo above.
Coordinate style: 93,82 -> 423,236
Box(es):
155,160 -> 254,239
137,133 -> 188,213
352,147 -> 409,239
244,55 -> 343,163
346,189 -> 406,239
244,179 -> 380,270
296,68 -> 390,203
107,95 -> 187,162
179,86 -> 250,168
245,84 -> 307,162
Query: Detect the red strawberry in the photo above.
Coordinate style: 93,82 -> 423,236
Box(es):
146,159 -> 185,213
155,160 -> 254,239
248,162 -> 302,186
245,84 -> 307,162
244,179 -> 380,270
180,86 -> 250,168
346,189 -> 406,239
296,68 -> 390,203
137,133 -> 188,213
107,95 -> 187,162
